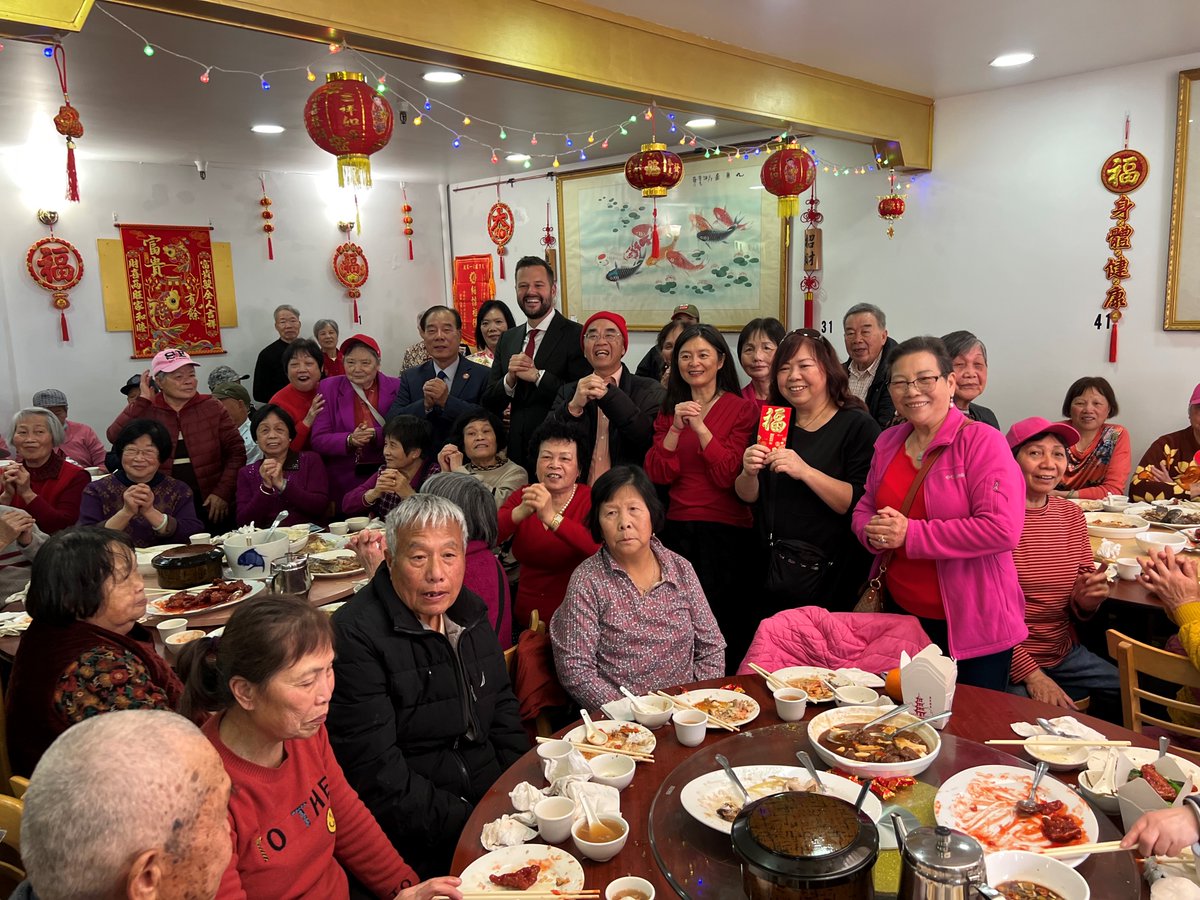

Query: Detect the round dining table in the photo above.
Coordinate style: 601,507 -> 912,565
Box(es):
451,674 -> 1158,899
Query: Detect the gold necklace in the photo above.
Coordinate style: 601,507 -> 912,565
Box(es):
794,401 -> 833,431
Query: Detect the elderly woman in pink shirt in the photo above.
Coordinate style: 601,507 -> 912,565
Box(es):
550,466 -> 725,708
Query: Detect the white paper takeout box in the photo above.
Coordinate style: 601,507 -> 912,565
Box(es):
899,645 -> 957,730
1117,755 -> 1196,831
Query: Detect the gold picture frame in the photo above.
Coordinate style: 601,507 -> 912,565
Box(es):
556,152 -> 789,331
1165,68 -> 1200,330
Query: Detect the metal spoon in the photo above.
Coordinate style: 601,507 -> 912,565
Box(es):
892,710 -> 953,734
579,709 -> 607,746
855,703 -> 911,731
852,780 -> 871,814
262,510 -> 288,544
1015,762 -> 1050,816
1037,717 -> 1070,738
795,751 -> 826,794
715,753 -> 750,804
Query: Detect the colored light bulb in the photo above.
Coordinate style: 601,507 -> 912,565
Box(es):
452,137 -> 460,148
199,69 -> 210,84
523,159 -> 531,169
552,156 -> 560,168
43,46 -> 54,58
531,134 -> 538,145
499,127 -> 507,140
306,68 -> 316,82
423,98 -> 431,111
588,132 -> 595,143
565,136 -> 573,147
143,44 -> 155,57
413,115 -> 422,126
261,78 -> 270,91
463,116 -> 471,125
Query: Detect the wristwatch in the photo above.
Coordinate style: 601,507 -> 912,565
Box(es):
549,512 -> 564,531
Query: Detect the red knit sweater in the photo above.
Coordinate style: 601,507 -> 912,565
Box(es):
204,716 -> 419,900
10,451 -> 89,533
498,483 -> 598,626
270,383 -> 318,452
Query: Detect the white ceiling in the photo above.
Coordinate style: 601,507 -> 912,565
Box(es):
0,4 -> 772,184
585,0 -> 1200,98
2,1 -> 1198,186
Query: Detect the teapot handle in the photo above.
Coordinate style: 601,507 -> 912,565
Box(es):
975,885 -> 1001,899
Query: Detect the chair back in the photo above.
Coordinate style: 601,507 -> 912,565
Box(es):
0,793 -> 24,892
1106,628 -> 1200,764
0,676 -> 12,795
7,779 -> 26,801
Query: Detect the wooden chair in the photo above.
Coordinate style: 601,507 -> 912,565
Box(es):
1107,629 -> 1200,764
0,793 -> 24,894
7,779 -> 26,801
0,675 -> 13,796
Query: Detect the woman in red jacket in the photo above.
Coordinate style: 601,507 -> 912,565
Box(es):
498,420 -> 599,628
645,324 -> 759,669
2,407 -> 89,533
179,594 -> 463,900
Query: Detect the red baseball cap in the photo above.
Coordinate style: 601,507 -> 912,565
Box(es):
339,333 -> 381,358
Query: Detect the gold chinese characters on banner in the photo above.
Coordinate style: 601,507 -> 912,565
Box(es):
1099,147 -> 1148,363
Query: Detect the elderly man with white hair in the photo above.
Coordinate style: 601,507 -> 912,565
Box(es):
13,709 -> 232,900
254,303 -> 303,402
328,494 -> 527,878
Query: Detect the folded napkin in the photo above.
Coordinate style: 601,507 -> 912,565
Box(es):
1149,873 -> 1200,897
542,747 -> 592,784
559,780 -> 620,820
600,697 -> 635,722
0,611 -> 32,637
834,668 -> 885,689
1010,716 -> 1107,742
480,814 -> 537,851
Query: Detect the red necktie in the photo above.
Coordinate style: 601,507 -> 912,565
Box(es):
523,328 -> 539,359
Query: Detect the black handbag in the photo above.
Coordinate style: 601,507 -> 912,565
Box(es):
763,471 -> 833,598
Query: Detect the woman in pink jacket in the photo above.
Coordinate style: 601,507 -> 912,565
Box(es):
852,335 -> 1027,691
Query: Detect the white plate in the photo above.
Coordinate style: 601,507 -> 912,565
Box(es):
563,719 -> 656,756
934,765 -> 1098,866
146,580 -> 265,617
457,844 -> 584,892
673,688 -> 760,729
1084,512 -> 1150,539
770,666 -> 838,703
679,764 -> 882,835
308,549 -> 365,579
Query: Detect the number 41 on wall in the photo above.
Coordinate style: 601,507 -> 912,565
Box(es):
1093,313 -> 1115,330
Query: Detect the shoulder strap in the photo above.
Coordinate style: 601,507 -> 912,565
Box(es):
875,419 -> 973,571
349,380 -> 387,427
492,553 -> 508,637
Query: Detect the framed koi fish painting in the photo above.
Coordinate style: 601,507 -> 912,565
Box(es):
556,150 -> 789,330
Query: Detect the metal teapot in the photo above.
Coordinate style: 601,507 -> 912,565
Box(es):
270,555 -> 312,597
892,814 -> 992,900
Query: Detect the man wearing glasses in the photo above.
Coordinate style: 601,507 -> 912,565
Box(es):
842,302 -> 898,428
549,311 -> 665,484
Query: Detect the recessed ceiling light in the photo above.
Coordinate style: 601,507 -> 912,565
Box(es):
686,117 -> 717,129
505,153 -> 531,162
250,124 -> 285,134
423,70 -> 463,84
748,184 -> 766,190
990,52 -> 1035,68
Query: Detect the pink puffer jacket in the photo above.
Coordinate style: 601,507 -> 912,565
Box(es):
736,606 -> 932,675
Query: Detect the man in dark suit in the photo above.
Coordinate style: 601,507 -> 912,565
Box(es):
483,256 -> 590,474
388,305 -> 488,449
549,311 -> 665,483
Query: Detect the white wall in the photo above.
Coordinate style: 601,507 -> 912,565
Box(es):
0,159 -> 448,440
450,52 -> 1200,460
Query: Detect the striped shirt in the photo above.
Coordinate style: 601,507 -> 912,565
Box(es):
1010,497 -> 1094,682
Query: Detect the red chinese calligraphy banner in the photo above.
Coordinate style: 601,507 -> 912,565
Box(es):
452,254 -> 495,348
118,224 -> 223,358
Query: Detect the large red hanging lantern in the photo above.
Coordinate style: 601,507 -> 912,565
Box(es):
304,72 -> 394,188
625,142 -> 683,259
759,142 -> 816,218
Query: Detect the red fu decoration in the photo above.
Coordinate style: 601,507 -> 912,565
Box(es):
304,72 -> 394,188
333,225 -> 369,324
625,142 -> 683,259
27,214 -> 83,342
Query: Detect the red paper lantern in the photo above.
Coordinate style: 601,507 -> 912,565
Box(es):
624,142 -> 682,258
304,72 -> 394,188
878,195 -> 906,220
760,143 -> 816,218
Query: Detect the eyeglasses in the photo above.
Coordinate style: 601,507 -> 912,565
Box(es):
584,330 -> 622,342
121,446 -> 159,459
790,328 -> 824,339
887,375 -> 943,393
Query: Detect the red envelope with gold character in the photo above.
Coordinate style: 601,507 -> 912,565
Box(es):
758,405 -> 791,451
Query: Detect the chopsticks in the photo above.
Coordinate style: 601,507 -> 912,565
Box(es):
448,892 -> 600,899
534,736 -> 655,763
1039,841 -> 1125,857
985,739 -> 1133,747
748,662 -> 787,692
654,690 -> 739,732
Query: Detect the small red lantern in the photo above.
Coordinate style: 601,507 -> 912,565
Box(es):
877,169 -> 906,239
304,72 -> 394,188
759,142 -> 816,218
625,142 -> 683,259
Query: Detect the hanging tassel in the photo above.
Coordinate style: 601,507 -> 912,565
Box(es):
266,235 -> 274,260
65,139 -> 79,202
1109,320 -> 1118,362
60,311 -> 70,342
407,238 -> 414,261
498,247 -> 506,280
352,297 -> 361,324
784,220 -> 790,248
651,203 -> 661,259
804,292 -> 814,330
354,193 -> 362,236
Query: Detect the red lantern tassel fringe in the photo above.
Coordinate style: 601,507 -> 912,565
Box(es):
1109,321 -> 1118,363
498,248 -> 506,280
352,297 -> 360,324
651,203 -> 661,259
407,239 -> 414,261
65,140 -> 79,203
804,293 -> 814,330
266,235 -> 274,260
60,311 -> 70,342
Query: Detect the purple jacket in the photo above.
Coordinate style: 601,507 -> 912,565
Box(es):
309,374 -> 402,511
236,451 -> 331,527
851,406 -> 1028,660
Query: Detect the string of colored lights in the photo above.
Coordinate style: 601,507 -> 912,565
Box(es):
83,4 -> 906,182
